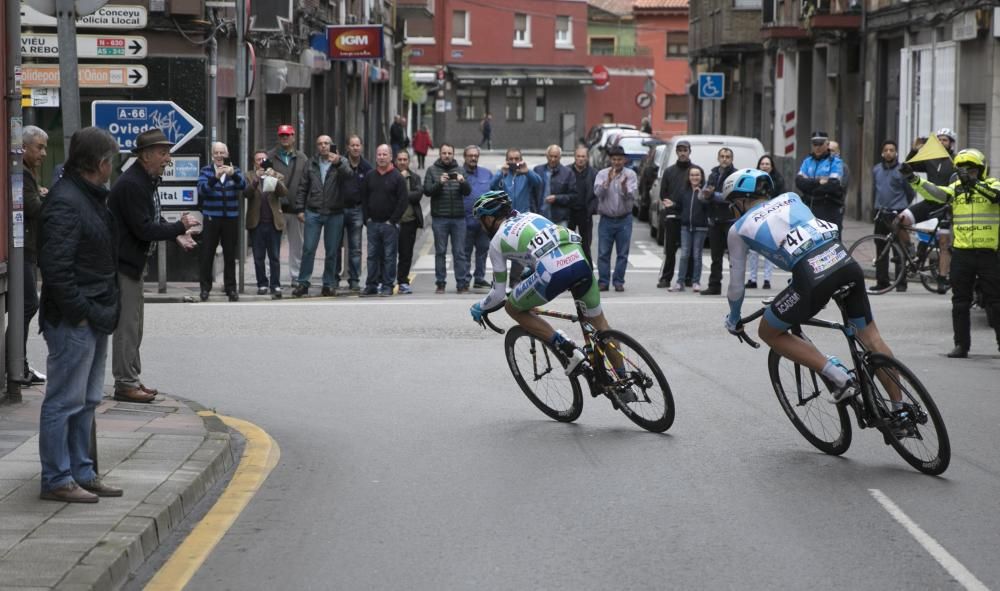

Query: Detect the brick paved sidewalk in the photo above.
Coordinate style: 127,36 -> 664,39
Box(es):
0,387 -> 234,590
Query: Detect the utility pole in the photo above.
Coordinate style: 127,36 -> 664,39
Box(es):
6,0 -> 26,401
56,0 -> 82,147
236,0 -> 248,293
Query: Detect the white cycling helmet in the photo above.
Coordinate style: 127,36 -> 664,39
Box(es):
935,128 -> 957,143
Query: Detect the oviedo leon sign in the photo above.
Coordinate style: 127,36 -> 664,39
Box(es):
326,25 -> 384,60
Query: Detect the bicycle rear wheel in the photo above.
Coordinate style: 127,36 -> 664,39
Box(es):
593,330 -> 674,433
917,246 -> 946,293
768,350 -> 852,455
848,234 -> 905,294
861,353 -> 950,475
504,327 -> 583,422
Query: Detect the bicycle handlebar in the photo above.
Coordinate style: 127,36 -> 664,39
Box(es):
734,307 -> 767,349
479,303 -> 506,335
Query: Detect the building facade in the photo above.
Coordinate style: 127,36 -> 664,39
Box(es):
634,0 -> 690,138
407,0 -> 593,151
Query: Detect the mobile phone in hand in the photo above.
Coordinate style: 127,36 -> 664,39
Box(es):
223,157 -> 232,166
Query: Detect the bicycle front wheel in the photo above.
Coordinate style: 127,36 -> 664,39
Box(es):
768,350 -> 852,455
593,330 -> 674,433
861,354 -> 950,475
504,327 -> 583,422
848,234 -> 905,294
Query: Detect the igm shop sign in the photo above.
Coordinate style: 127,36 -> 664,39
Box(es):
326,25 -> 384,60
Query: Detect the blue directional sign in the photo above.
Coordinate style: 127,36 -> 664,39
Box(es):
91,100 -> 204,153
698,73 -> 725,101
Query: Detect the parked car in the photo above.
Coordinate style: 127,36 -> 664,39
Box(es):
584,122 -> 636,148
591,129 -> 649,169
647,134 -> 766,244
636,142 -> 667,222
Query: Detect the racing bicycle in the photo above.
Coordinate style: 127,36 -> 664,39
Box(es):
847,207 -> 949,295
732,284 -> 950,475
479,303 -> 674,433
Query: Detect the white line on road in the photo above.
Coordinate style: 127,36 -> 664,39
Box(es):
195,297 -> 745,307
869,489 -> 989,591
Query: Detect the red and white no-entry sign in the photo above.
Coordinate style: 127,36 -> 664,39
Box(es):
592,65 -> 610,90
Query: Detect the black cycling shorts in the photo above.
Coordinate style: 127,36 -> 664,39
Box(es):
765,243 -> 874,331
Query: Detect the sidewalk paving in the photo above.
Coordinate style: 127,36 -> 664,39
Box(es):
0,387 -> 234,590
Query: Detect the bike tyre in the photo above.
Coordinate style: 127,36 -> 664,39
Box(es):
847,234 -> 905,295
504,326 -> 584,422
768,350 -> 852,455
593,329 -> 674,433
918,246 -> 945,293
862,354 -> 950,475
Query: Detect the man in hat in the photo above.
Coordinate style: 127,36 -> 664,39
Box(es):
108,128 -> 200,403
795,131 -> 846,231
594,144 -> 637,291
267,124 -> 308,287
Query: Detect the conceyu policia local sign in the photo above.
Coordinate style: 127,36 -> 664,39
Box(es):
326,25 -> 384,60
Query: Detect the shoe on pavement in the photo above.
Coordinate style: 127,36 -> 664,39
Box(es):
745,280 -> 758,289
379,290 -> 392,297
78,477 -> 123,497
868,283 -> 891,293
896,283 -> 908,292
656,280 -> 670,288
321,286 -> 337,297
257,287 -> 268,296
946,346 -> 969,358
668,282 -> 684,292
199,290 -> 209,302
138,383 -> 159,396
763,280 -> 771,290
457,286 -> 470,294
361,288 -> 379,297
598,284 -> 609,292
700,287 -> 721,296
227,291 -> 239,302
292,284 -> 308,298
614,284 -> 624,292
828,379 -> 857,404
271,287 -> 283,300
27,366 -> 46,385
692,282 -> 702,292
685,280 -> 693,287
435,284 -> 446,294
349,284 -> 362,293
474,279 -> 491,289
114,388 -> 155,403
398,283 -> 413,294
40,482 -> 98,504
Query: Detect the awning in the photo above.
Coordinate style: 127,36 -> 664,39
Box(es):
449,65 -> 593,86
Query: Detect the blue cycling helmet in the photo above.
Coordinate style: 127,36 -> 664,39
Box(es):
722,168 -> 774,201
472,190 -> 513,219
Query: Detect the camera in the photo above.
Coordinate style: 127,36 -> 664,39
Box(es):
222,157 -> 232,166
260,158 -> 273,170
448,171 -> 458,180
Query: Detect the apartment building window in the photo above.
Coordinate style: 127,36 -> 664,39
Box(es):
535,88 -> 546,121
506,87 -> 524,121
899,43 -> 956,151
555,16 -> 573,49
404,16 -> 435,45
514,13 -> 532,47
457,87 -> 487,121
666,31 -> 687,57
590,37 -> 615,55
452,10 -> 470,45
733,0 -> 762,8
664,95 -> 687,121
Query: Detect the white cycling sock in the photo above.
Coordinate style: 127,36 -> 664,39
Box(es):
821,360 -> 850,388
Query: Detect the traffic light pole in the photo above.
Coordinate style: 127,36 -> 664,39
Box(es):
5,0 -> 25,400
236,0 -> 248,294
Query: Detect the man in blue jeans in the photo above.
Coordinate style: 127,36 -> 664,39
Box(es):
462,145 -> 494,289
361,144 -> 409,296
37,127 -> 125,502
594,145 -> 638,291
292,135 -> 351,297
337,135 -> 372,292
424,143 -> 472,293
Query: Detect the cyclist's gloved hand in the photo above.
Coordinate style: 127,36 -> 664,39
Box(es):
724,315 -> 741,336
899,162 -> 914,182
470,302 -> 484,325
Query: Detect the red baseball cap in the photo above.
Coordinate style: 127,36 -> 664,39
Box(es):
277,124 -> 295,136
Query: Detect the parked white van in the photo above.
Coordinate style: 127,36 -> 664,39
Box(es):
647,135 -> 767,244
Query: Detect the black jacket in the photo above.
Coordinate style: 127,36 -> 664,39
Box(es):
362,168 -> 409,224
295,155 -> 351,214
23,168 -> 44,262
659,160 -> 694,218
108,163 -> 186,280
340,158 -> 373,208
400,169 -> 424,228
706,164 -> 737,223
38,173 -> 120,334
571,164 -> 598,215
533,163 -> 577,223
423,158 -> 471,218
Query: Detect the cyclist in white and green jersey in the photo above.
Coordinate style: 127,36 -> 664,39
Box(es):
469,190 -> 610,373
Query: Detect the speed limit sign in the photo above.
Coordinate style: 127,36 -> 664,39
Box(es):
635,91 -> 653,109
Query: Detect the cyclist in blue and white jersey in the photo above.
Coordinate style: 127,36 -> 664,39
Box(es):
723,169 -> 898,404
469,190 -> 611,374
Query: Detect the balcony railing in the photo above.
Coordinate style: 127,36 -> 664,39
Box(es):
588,46 -> 651,57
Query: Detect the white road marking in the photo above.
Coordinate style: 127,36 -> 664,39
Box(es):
869,489 -> 989,591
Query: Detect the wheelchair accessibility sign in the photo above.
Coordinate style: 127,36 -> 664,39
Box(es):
698,73 -> 725,100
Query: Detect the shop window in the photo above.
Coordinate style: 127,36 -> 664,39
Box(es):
457,87 -> 487,121
664,95 -> 687,121
535,87 -> 546,122
506,87 -> 524,121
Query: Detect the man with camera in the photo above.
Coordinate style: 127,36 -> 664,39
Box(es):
198,142 -> 247,301
423,143 -> 472,293
245,151 -> 288,298
292,135 -> 352,297
490,147 -> 542,286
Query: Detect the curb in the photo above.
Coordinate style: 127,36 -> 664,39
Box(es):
55,399 -> 236,591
